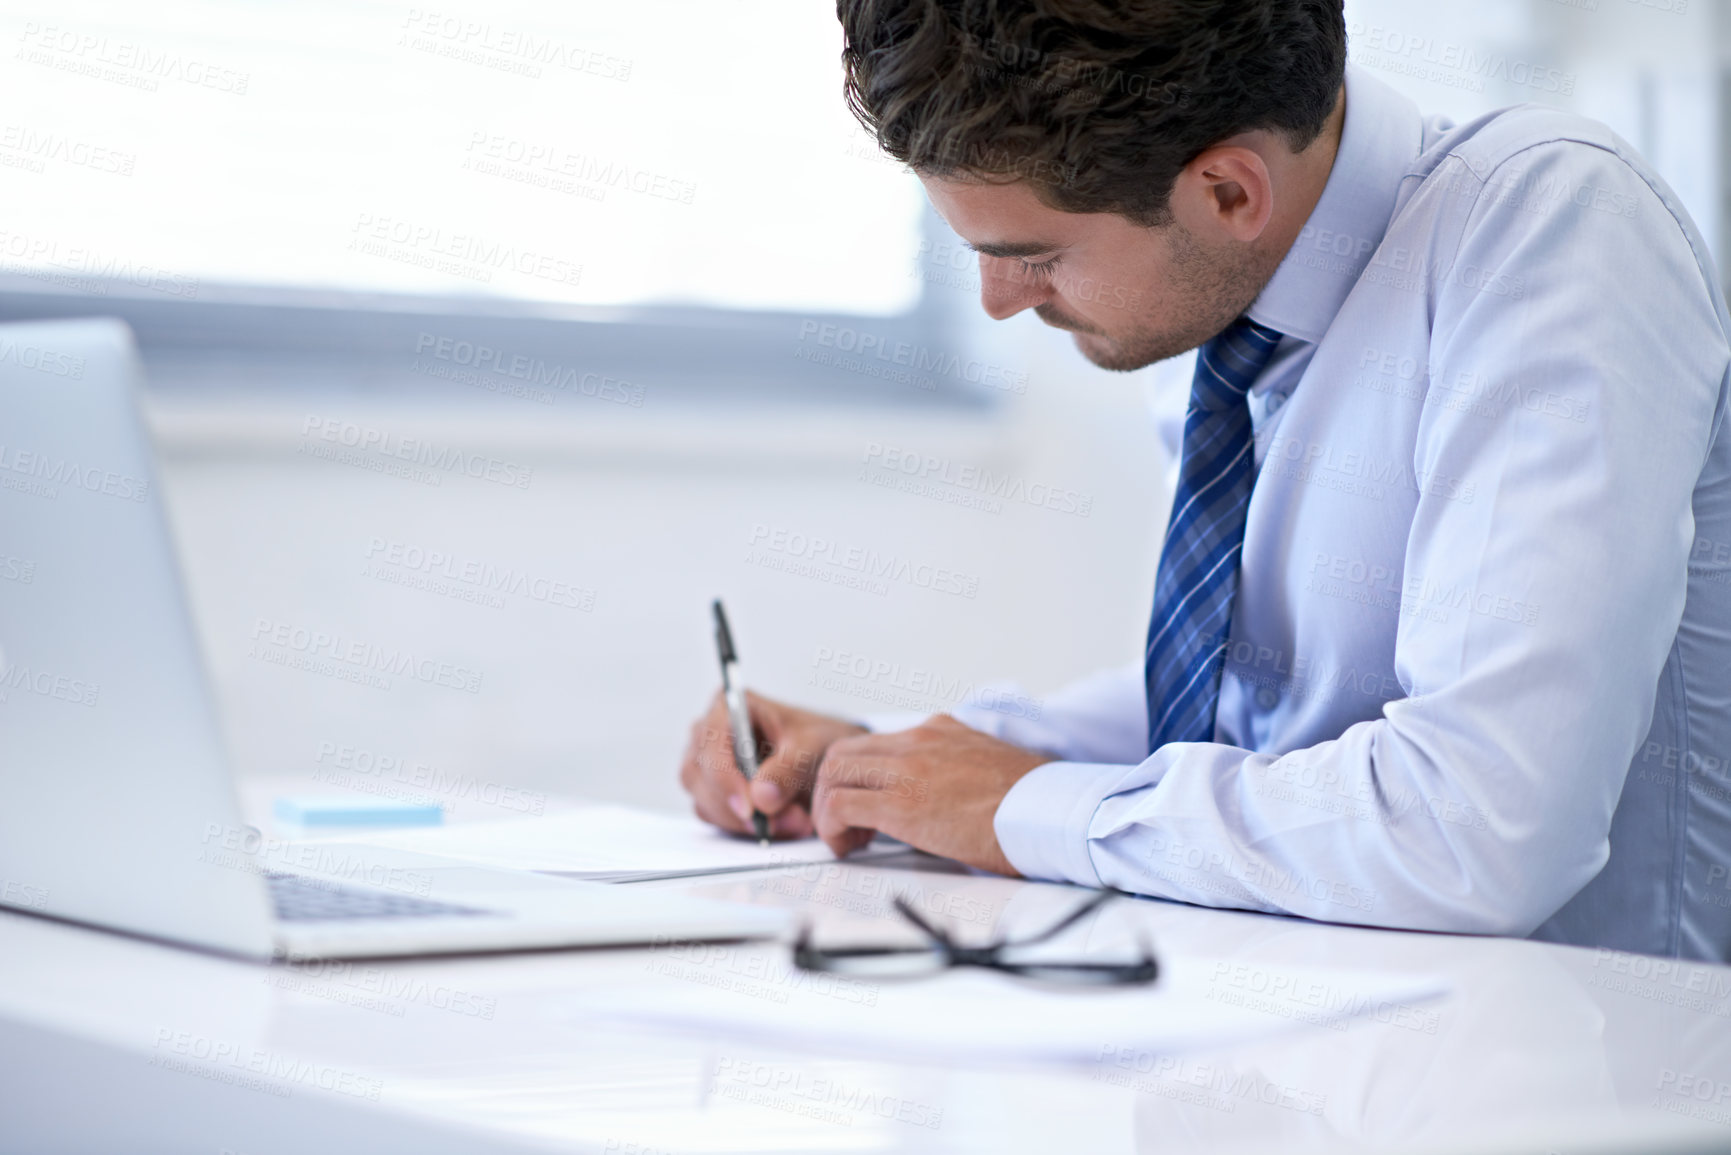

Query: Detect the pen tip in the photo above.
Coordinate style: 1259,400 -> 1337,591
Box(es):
759,838 -> 769,849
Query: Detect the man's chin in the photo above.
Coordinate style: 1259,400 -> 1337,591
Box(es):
1073,332 -> 1154,373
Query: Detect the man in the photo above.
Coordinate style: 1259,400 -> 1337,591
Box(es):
680,0 -> 1731,961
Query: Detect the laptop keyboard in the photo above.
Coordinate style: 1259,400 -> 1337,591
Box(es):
264,871 -> 497,922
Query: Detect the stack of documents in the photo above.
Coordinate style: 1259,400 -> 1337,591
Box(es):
354,803 -> 910,882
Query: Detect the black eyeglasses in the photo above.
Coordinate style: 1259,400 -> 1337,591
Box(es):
792,888 -> 1158,986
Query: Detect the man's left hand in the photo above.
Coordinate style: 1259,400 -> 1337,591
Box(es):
810,715 -> 1050,874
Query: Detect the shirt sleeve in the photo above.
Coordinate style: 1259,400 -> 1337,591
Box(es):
995,138 -> 1729,936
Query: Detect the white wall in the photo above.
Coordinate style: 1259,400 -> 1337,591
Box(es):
153,309 -> 1174,815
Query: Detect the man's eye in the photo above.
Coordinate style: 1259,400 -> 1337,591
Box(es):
1017,256 -> 1059,277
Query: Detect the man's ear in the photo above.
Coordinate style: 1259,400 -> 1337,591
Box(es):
1173,146 -> 1275,243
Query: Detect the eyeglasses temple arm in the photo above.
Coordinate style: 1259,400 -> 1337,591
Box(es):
999,888 -> 1118,948
891,894 -> 954,947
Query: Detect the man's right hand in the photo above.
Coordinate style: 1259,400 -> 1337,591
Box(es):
678,691 -> 867,840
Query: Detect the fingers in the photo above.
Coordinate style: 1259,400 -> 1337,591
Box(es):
769,805 -> 814,840
681,695 -> 750,835
742,691 -> 830,817
750,732 -> 820,819
812,784 -> 889,859
812,732 -> 883,856
681,690 -> 870,840
817,730 -> 906,793
687,768 -> 747,834
681,692 -> 818,838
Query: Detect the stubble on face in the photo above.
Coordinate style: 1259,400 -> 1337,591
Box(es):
1056,222 -> 1280,372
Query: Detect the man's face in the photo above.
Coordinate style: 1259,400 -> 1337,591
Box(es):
920,176 -> 1275,372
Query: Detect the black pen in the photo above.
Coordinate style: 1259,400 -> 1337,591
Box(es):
712,599 -> 771,846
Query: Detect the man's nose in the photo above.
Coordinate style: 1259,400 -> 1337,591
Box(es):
978,255 -> 1052,320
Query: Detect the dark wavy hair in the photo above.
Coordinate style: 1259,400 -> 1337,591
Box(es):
837,0 -> 1347,225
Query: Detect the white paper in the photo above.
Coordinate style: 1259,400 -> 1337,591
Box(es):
562,952 -> 1451,1066
353,803 -> 909,881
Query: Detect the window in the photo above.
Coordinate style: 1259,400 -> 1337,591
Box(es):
1,0 -> 927,313
0,1 -> 979,409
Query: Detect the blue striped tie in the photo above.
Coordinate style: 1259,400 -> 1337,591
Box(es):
1146,316 -> 1283,752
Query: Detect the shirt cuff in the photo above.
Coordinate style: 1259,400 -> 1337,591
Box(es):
994,761 -> 1131,888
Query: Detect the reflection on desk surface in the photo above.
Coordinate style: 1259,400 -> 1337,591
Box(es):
2,852 -> 1729,1154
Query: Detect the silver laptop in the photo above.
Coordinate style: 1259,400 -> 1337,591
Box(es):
0,317 -> 787,960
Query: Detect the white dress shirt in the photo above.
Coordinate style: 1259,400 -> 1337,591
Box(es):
922,67 -> 1731,961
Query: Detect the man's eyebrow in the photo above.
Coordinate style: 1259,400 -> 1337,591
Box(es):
964,240 -> 1062,259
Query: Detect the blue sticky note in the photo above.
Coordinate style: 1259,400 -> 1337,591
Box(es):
273,796 -> 444,829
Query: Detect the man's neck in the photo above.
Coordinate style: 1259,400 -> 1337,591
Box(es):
1261,84 -> 1349,267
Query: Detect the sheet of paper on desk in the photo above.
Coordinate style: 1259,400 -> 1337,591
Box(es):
352,803 -> 909,882
564,955 -> 1451,1066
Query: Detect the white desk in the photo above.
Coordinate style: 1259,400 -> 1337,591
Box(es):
3,826 -> 1731,1153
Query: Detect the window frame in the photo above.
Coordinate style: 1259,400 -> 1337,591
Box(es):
0,211 -> 992,412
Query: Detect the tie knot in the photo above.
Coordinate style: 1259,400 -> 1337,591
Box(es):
1192,317 -> 1283,412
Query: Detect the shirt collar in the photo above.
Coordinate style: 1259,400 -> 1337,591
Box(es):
1244,65 -> 1426,345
